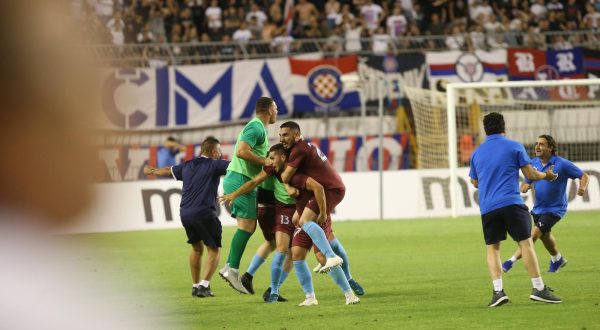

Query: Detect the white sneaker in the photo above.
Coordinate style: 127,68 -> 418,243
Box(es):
319,256 -> 344,274
313,264 -> 323,273
298,296 -> 318,307
345,292 -> 360,305
219,264 -> 248,294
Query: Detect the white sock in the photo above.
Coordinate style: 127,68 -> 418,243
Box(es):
343,289 -> 354,297
193,282 -> 201,288
492,279 -> 503,292
509,256 -> 517,263
532,277 -> 544,291
306,292 -> 316,299
551,253 -> 562,262
200,280 -> 210,288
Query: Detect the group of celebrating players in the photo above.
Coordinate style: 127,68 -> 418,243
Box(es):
144,96 -> 589,308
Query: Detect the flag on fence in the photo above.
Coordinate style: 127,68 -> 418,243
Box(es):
426,50 -> 508,90
507,47 -> 586,100
289,54 -> 362,113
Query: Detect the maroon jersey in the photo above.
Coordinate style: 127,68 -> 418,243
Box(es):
286,140 -> 345,190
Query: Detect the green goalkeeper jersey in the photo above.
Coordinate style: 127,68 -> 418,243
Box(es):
227,117 -> 269,179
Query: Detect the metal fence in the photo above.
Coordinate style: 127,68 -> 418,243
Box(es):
88,29 -> 600,67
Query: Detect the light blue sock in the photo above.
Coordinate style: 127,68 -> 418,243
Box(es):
278,270 -> 290,288
247,254 -> 266,276
294,260 -> 314,295
329,265 -> 351,292
301,222 -> 335,258
270,252 -> 286,295
330,238 -> 352,280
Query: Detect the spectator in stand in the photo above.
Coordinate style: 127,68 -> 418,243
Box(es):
547,0 -> 564,13
246,3 -> 268,28
344,18 -> 363,52
106,11 -> 125,32
387,4 -> 408,39
584,2 -> 600,29
324,25 -> 344,54
94,0 -> 114,25
262,17 -> 280,41
449,0 -> 468,25
233,22 -> 253,43
270,0 -> 284,25
148,4 -> 166,41
339,4 -> 356,26
137,23 -> 155,43
445,24 -> 466,50
271,27 -> 295,53
247,16 -> 263,40
531,0 -> 549,20
360,0 -> 384,33
325,0 -> 342,29
206,0 -> 223,31
564,0 -> 583,29
468,23 -> 487,50
372,26 -> 390,55
295,0 -> 319,28
223,7 -> 242,36
109,18 -> 126,46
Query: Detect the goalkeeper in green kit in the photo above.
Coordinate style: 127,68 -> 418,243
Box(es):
218,96 -> 278,294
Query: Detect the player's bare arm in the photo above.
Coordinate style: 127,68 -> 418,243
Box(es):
521,164 -> 558,181
281,165 -> 297,184
520,182 -> 531,193
578,172 -> 590,196
284,183 -> 300,198
143,165 -> 173,177
236,141 -> 273,166
470,178 -> 478,188
219,170 -> 269,206
305,177 -> 327,224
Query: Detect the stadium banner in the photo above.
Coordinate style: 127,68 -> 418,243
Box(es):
289,54 -> 362,113
97,133 -> 411,182
66,162 -> 600,233
426,49 -> 508,90
357,53 -> 428,102
97,58 -> 292,130
584,48 -> 600,94
507,47 -> 587,100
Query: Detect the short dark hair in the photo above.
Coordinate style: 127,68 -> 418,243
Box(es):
255,96 -> 274,114
280,121 -> 300,133
483,112 -> 505,135
201,136 -> 220,155
269,143 -> 287,154
166,136 -> 178,143
538,134 -> 557,155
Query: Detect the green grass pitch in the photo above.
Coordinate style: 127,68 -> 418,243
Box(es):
74,211 -> 600,329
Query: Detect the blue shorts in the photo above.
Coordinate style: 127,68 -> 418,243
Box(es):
532,213 -> 562,234
481,204 -> 531,245
181,214 -> 222,249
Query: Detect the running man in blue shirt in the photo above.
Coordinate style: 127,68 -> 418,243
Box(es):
469,113 -> 562,307
502,134 -> 589,273
144,137 -> 229,298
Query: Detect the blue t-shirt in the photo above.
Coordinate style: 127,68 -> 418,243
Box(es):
469,134 -> 531,214
158,147 -> 179,167
171,156 -> 229,218
523,155 -> 583,218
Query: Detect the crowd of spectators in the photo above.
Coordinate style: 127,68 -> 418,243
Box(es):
76,0 -> 600,64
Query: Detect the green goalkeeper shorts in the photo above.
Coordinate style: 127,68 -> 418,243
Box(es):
223,171 -> 257,220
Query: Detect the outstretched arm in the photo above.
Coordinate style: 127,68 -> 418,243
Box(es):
219,170 -> 269,206
144,165 -> 173,178
521,164 -> 558,181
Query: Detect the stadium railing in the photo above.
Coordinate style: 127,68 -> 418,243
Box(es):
88,29 -> 600,66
